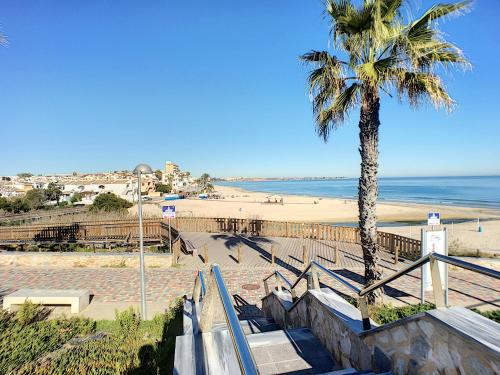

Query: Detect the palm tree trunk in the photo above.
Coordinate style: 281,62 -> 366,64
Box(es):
358,87 -> 382,304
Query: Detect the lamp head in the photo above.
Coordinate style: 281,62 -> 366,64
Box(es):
133,164 -> 153,175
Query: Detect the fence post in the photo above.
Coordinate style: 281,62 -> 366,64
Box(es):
334,246 -> 339,264
237,244 -> 242,264
303,245 -> 309,268
394,244 -> 399,265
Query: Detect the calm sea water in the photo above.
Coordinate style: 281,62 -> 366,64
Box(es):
217,176 -> 500,209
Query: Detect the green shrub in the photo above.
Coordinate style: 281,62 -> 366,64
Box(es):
90,193 -> 133,213
472,309 -> 500,323
369,303 -> 436,325
0,304 -> 95,374
1,300 -> 183,374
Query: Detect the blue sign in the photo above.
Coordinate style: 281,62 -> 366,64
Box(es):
427,212 -> 440,225
162,205 -> 176,218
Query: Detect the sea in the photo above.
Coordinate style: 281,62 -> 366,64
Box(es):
217,176 -> 500,210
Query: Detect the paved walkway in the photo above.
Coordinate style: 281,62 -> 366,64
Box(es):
0,233 -> 498,319
179,232 -> 399,271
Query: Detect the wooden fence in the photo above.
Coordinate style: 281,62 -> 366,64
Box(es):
0,219 -> 162,244
171,217 -> 421,260
0,217 -> 421,260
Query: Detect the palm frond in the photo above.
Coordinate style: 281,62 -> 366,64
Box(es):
396,71 -> 453,110
410,1 -> 471,31
315,83 -> 360,141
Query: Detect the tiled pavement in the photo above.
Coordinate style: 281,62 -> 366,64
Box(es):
0,233 -> 498,316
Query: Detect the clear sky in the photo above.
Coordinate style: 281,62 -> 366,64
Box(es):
0,1 -> 499,178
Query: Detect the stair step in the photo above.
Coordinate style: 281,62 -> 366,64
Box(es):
212,317 -> 280,335
247,328 -> 340,374
318,369 -> 359,375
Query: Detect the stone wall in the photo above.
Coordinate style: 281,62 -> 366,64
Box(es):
363,311 -> 500,374
262,289 -> 500,375
0,251 -> 172,268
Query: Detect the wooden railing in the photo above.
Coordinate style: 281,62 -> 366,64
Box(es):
171,217 -> 421,260
0,217 -> 421,260
0,219 -> 161,244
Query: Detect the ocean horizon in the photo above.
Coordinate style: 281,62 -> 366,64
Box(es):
216,175 -> 500,210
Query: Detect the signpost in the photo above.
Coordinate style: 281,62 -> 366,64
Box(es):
427,212 -> 440,226
162,206 -> 176,254
421,227 -> 448,305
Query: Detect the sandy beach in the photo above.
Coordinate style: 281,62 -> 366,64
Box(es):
132,185 -> 500,254
142,185 -> 500,222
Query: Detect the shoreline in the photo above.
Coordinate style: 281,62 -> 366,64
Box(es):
214,184 -> 500,221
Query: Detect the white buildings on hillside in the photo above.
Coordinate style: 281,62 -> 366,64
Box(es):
161,161 -> 196,193
0,172 -> 158,205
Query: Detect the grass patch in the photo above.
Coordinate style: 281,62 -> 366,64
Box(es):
1,300 -> 183,374
101,259 -> 127,268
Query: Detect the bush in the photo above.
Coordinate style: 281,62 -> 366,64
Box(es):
0,303 -> 95,373
3,300 -> 183,374
155,183 -> 171,194
472,308 -> 500,323
369,303 -> 436,325
90,193 -> 133,213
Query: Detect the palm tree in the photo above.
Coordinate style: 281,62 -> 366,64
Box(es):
301,0 -> 469,302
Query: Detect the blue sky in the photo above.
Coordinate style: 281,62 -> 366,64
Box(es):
0,0 -> 499,178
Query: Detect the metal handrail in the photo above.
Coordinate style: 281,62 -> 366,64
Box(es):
211,265 -> 259,375
263,270 -> 293,287
262,253 -> 500,332
359,253 -> 500,297
359,254 -> 431,297
290,261 -> 361,294
432,253 -> 500,279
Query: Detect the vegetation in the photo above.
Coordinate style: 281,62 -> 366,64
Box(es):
346,300 -> 500,325
90,192 -> 133,212
196,173 -> 214,193
16,172 -> 33,179
0,186 -> 69,214
45,182 -> 63,204
155,183 -> 171,194
1,301 -> 182,374
154,169 -> 163,181
301,0 -> 470,302
70,192 -> 83,204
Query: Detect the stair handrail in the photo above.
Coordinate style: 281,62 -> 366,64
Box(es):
193,265 -> 258,375
263,254 -> 500,332
359,253 -> 500,298
263,270 -> 293,296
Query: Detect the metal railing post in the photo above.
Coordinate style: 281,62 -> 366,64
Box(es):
358,296 -> 371,330
275,273 -> 283,292
198,274 -> 217,332
430,256 -> 446,308
193,274 -> 202,304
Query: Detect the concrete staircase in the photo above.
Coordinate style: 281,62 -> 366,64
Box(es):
174,300 -> 391,374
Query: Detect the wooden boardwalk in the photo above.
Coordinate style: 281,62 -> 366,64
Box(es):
178,232 -> 402,273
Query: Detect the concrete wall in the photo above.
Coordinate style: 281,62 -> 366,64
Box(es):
0,251 -> 172,268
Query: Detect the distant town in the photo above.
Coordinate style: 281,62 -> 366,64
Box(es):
0,161 -> 205,207
220,176 -> 347,182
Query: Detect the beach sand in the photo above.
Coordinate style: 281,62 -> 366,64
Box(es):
141,185 -> 500,222
133,185 -> 500,253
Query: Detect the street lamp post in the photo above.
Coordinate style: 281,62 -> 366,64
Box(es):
133,163 -> 153,320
